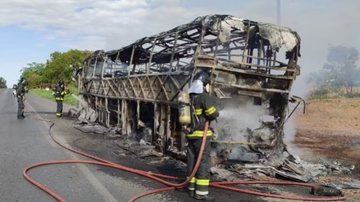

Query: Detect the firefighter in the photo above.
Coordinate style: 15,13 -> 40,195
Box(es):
16,77 -> 27,119
186,70 -> 219,201
53,80 -> 67,117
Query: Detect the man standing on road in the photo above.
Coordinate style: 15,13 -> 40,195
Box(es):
186,70 -> 219,201
53,80 -> 67,117
16,77 -> 28,119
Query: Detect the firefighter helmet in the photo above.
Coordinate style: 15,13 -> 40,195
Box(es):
188,70 -> 212,94
193,70 -> 211,86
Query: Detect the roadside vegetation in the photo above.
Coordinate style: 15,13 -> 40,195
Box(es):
0,77 -> 7,88
18,49 -> 90,105
308,46 -> 360,99
30,84 -> 79,106
20,49 -> 91,87
309,86 -> 360,100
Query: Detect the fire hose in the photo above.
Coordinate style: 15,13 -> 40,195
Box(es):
23,119 -> 346,201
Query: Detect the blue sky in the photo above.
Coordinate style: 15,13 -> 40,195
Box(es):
0,0 -> 359,91
0,26 -> 66,86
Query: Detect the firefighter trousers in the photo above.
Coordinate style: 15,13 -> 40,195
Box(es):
17,96 -> 24,118
56,100 -> 63,117
187,138 -> 211,196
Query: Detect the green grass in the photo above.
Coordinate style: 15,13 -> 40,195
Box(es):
31,88 -> 78,106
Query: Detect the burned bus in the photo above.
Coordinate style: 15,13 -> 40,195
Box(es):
78,15 -> 301,165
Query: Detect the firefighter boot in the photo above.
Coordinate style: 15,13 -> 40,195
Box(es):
194,194 -> 215,201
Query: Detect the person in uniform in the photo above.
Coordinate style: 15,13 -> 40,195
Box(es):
16,78 -> 27,119
53,80 -> 67,117
186,70 -> 219,201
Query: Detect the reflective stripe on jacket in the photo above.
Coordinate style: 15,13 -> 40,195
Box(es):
55,97 -> 64,101
186,130 -> 213,139
54,85 -> 66,100
187,92 -> 219,139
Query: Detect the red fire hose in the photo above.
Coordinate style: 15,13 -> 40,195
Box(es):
23,119 -> 346,201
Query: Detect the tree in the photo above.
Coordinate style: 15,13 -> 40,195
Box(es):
42,49 -> 91,85
21,62 -> 46,88
0,77 -> 7,88
19,49 -> 91,88
322,46 -> 360,93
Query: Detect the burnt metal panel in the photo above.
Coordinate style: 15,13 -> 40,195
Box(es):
78,14 -> 301,163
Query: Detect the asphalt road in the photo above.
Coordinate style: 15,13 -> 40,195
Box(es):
0,88 -> 263,202
0,89 -> 166,202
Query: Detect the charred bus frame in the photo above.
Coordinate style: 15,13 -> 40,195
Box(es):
79,15 -> 301,162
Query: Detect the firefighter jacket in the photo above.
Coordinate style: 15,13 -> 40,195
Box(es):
187,92 -> 219,139
54,85 -> 66,101
16,83 -> 27,98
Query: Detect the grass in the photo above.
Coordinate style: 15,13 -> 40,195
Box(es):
31,88 -> 78,106
309,86 -> 360,100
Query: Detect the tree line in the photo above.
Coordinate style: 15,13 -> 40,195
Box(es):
309,46 -> 360,98
20,49 -> 91,88
0,77 -> 7,88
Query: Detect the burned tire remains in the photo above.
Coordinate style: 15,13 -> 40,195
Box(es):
78,15 -> 301,168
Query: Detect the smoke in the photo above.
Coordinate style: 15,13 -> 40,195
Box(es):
213,93 -> 305,158
283,100 -> 306,157
284,116 -> 296,143
214,96 -> 269,142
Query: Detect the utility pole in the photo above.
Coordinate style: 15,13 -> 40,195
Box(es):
277,0 -> 281,26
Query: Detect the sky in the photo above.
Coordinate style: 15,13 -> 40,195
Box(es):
0,0 -> 360,94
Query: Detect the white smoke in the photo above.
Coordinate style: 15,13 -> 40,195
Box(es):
214,97 -> 269,142
283,101 -> 305,156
